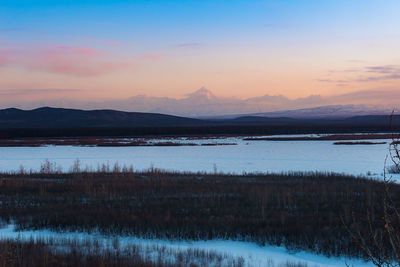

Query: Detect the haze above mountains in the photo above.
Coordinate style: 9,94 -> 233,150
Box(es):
0,87 -> 397,118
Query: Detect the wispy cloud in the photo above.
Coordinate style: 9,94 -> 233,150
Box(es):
0,42 -> 167,76
135,52 -> 164,61
0,88 -> 82,96
0,50 -> 10,66
317,79 -> 348,83
177,43 -> 201,48
358,74 -> 400,82
358,65 -> 400,82
365,65 -> 400,74
0,44 -> 131,76
54,45 -> 100,55
319,64 -> 400,84
78,37 -> 131,47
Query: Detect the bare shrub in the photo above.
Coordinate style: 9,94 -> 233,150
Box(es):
344,113 -> 400,266
70,158 -> 81,173
40,159 -> 60,174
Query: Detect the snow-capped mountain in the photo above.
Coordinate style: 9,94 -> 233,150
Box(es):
249,105 -> 393,119
1,87 -> 398,118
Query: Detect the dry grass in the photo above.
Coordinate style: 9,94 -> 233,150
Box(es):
0,163 -> 395,259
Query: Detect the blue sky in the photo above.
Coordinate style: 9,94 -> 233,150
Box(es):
1,0 -> 399,101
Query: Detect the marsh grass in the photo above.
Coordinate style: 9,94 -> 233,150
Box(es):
0,235 -> 323,267
0,237 -> 244,267
0,160 -> 394,260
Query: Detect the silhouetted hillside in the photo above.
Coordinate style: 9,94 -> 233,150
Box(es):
0,107 -> 207,128
0,107 -> 399,138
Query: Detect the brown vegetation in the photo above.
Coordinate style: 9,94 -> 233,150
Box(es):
0,237 -> 316,267
0,237 -> 249,267
0,168 -> 396,260
0,138 -> 237,147
343,114 -> 400,266
0,239 -> 157,267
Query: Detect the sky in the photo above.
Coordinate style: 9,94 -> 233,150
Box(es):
1,0 -> 400,107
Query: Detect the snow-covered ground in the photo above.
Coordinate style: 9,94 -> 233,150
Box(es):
0,224 -> 373,267
0,136 -> 393,177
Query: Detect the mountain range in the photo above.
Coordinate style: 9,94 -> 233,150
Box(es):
1,87 -> 398,117
206,105 -> 393,119
0,106 -> 398,130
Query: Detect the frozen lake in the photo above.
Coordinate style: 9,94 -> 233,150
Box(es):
0,136 -> 393,176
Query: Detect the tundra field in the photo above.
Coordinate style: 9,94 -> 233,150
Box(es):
0,167 -> 397,266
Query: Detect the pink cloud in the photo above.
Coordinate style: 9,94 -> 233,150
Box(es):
51,46 -> 100,55
0,45 -> 130,76
135,52 -> 164,61
0,43 -> 166,76
78,37 -> 130,47
0,50 -> 10,66
105,41 -> 121,46
0,42 -> 34,48
0,49 -> 18,67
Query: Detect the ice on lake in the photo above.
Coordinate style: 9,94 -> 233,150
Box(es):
0,136 -> 392,177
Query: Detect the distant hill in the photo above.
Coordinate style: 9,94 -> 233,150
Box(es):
0,107 -> 399,138
0,107 -> 207,128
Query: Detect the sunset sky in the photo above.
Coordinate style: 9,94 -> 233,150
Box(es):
1,0 -> 400,105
